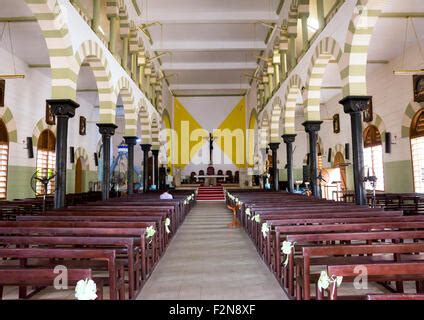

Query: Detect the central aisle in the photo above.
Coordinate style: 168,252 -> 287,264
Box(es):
137,202 -> 288,300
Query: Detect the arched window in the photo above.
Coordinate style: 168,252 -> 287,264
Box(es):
363,125 -> 384,191
36,130 -> 56,195
317,142 -> 323,171
410,109 -> 424,192
0,120 -> 9,199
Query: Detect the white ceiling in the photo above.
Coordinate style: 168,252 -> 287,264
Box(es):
137,0 -> 280,96
1,0 -> 424,100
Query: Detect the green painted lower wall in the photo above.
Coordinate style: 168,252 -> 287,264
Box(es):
84,170 -> 99,192
281,161 -> 415,194
384,160 -> 414,193
278,168 -> 306,184
6,166 -> 99,200
7,165 -> 35,200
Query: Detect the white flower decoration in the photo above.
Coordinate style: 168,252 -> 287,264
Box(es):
251,214 -> 260,223
281,241 -> 295,267
317,271 -> 343,293
146,226 -> 156,239
245,208 -> 251,217
75,278 -> 97,300
261,223 -> 270,238
164,218 -> 171,234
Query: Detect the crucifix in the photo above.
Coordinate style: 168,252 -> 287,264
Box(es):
207,132 -> 215,165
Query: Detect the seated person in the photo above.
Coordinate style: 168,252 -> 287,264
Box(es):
166,168 -> 174,189
160,190 -> 174,200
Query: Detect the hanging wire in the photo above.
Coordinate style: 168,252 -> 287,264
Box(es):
0,23 -> 7,43
8,22 -> 18,75
401,17 -> 409,70
410,17 -> 424,64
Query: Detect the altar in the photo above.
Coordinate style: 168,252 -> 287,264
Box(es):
194,175 -> 228,186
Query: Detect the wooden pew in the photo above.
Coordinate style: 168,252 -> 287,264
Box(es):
0,268 -> 103,300
0,235 -> 140,299
297,243 -> 424,300
0,248 -> 124,300
322,262 -> 424,300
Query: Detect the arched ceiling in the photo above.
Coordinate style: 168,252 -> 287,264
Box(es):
136,0 -> 281,97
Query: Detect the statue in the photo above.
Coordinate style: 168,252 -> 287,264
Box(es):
207,132 -> 215,165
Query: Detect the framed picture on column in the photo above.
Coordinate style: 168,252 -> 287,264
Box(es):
45,101 -> 55,125
79,116 -> 86,135
413,75 -> 424,103
363,97 -> 373,123
333,114 -> 340,133
0,80 -> 5,107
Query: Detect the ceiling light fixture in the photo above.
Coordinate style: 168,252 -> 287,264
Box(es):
393,17 -> 424,76
0,22 -> 25,80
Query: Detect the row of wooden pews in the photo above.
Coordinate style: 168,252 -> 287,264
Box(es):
0,190 -> 196,300
0,192 -> 103,220
226,190 -> 424,300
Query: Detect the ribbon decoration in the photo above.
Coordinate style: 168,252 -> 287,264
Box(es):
245,208 -> 251,217
261,223 -> 270,238
281,241 -> 295,267
317,271 -> 343,296
164,218 -> 171,234
146,226 -> 157,244
75,278 -> 97,300
251,214 -> 260,223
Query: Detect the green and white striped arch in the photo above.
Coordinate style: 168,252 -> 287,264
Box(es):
115,77 -> 137,136
259,112 -> 270,150
341,0 -> 387,97
138,102 -> 152,144
401,102 -> 424,138
287,2 -> 299,37
25,0 -> 76,100
270,97 -> 282,143
364,113 -> 386,141
283,74 -> 303,135
0,108 -> 18,143
74,40 -> 116,124
305,37 -> 343,121
74,146 -> 90,170
32,118 -> 56,147
331,144 -> 346,167
151,115 -> 160,150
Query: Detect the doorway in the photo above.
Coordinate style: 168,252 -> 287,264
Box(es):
75,158 -> 83,193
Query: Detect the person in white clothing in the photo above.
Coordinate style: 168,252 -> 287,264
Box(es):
160,190 -> 173,200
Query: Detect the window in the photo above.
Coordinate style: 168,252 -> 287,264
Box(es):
0,120 -> 9,199
317,143 -> 323,171
363,125 -> 385,191
36,130 -> 56,195
410,109 -> 424,193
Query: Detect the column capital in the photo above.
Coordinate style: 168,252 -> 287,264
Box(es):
151,149 -> 159,156
282,134 -> 297,144
339,96 -> 372,114
47,99 -> 79,118
140,144 -> 152,152
302,121 -> 323,133
268,142 -> 280,151
97,123 -> 118,136
124,136 -> 138,145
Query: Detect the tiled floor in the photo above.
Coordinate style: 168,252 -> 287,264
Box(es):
137,202 -> 288,300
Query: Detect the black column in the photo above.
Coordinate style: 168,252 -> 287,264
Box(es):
124,136 -> 137,195
268,143 -> 280,191
97,123 -> 118,200
152,149 -> 159,190
302,121 -> 323,198
282,134 -> 296,193
47,99 -> 79,209
339,96 -> 371,205
140,144 -> 152,193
